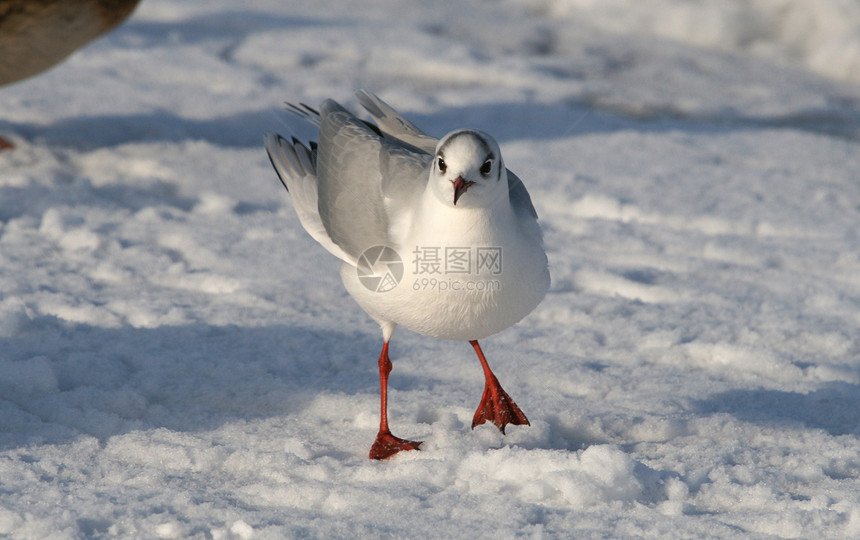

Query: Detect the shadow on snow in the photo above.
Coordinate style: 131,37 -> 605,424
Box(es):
0,319 -> 384,451
693,383 -> 860,437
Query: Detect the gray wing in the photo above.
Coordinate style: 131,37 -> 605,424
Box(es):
355,89 -> 438,154
507,171 -> 539,219
356,90 -> 539,220
264,133 -> 355,264
315,99 -> 430,259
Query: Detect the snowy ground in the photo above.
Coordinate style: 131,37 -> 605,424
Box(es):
2,0 -> 860,538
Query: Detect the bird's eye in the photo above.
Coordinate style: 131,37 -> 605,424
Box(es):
437,157 -> 447,173
480,159 -> 493,176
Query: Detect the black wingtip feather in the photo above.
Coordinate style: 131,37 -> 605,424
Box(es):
266,150 -> 290,193
361,119 -> 384,137
298,102 -> 319,116
264,134 -> 291,193
284,102 -> 321,125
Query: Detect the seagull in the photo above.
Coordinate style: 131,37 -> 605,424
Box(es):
0,0 -> 141,149
264,90 -> 549,459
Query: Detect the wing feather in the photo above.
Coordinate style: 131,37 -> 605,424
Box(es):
264,133 -> 354,264
266,92 -> 539,265
315,100 -> 429,259
355,89 -> 438,154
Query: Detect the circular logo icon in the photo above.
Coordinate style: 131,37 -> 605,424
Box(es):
357,245 -> 403,292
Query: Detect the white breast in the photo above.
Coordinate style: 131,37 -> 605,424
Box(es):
341,189 -> 549,341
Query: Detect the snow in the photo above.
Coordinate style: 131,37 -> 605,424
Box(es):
1,0 -> 860,537
551,0 -> 860,85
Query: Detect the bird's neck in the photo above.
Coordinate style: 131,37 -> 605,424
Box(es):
403,187 -> 516,248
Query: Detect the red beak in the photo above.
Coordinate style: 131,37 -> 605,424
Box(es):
452,176 -> 475,206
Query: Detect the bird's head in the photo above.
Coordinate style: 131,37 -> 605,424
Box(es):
430,129 -> 507,208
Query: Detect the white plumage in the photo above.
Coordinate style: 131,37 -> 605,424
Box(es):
265,90 -> 549,459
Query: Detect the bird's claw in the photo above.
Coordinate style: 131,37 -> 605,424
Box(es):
471,378 -> 529,434
369,431 -> 422,460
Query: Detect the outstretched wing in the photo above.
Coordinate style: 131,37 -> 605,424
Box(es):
264,133 -> 355,264
315,99 -> 430,260
355,89 -> 438,154
265,92 -> 539,263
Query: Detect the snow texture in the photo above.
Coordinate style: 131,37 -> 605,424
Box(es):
2,0 -> 860,538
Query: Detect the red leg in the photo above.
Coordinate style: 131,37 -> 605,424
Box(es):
470,340 -> 529,434
0,136 -> 14,151
369,340 -> 421,460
